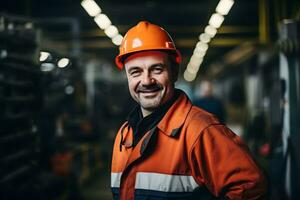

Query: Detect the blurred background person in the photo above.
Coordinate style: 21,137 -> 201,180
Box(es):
194,80 -> 226,123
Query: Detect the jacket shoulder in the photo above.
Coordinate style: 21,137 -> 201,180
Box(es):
187,105 -> 221,129
183,106 -> 221,146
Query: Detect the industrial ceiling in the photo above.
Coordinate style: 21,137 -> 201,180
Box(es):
1,0 -> 291,78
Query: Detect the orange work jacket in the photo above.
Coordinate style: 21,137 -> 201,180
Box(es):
111,92 -> 267,200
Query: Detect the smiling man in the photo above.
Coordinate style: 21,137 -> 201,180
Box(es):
111,21 -> 267,200
124,51 -> 176,117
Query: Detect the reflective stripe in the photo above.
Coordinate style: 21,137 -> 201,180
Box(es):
111,172 -> 122,188
135,172 -> 199,192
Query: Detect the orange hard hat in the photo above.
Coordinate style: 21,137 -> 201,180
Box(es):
115,21 -> 182,69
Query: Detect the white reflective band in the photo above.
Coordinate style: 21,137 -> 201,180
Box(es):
135,172 -> 199,192
111,172 -> 122,188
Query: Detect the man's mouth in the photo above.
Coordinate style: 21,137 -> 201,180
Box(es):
138,88 -> 161,93
137,85 -> 163,93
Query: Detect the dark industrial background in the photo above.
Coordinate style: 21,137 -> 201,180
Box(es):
0,0 -> 300,199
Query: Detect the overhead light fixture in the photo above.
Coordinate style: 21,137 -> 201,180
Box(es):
196,42 -> 209,52
112,34 -> 123,45
40,63 -> 55,72
81,0 -> 102,17
209,13 -> 224,28
104,25 -> 119,38
39,51 -> 50,62
199,33 -> 211,43
57,58 -> 70,68
204,25 -> 217,37
216,0 -> 234,16
193,49 -> 206,57
183,70 -> 197,82
65,85 -> 75,95
187,67 -> 199,74
80,0 -> 123,46
187,63 -> 201,74
183,0 -> 234,82
94,14 -> 111,29
190,56 -> 203,66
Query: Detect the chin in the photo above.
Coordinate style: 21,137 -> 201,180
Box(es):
140,103 -> 160,110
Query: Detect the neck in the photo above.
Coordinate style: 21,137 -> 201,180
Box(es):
141,109 -> 153,117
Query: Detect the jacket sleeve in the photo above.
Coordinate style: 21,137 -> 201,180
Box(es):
189,124 -> 267,199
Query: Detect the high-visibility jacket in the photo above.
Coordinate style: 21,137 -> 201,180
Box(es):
111,92 -> 267,200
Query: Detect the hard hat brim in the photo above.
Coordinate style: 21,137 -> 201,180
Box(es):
115,49 -> 182,70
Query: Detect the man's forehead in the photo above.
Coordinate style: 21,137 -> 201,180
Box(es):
124,51 -> 169,65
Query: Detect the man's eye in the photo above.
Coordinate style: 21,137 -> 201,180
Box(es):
153,67 -> 163,73
130,70 -> 141,76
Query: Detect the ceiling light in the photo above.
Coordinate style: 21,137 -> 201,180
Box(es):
57,58 -> 70,68
190,56 -> 203,66
209,13 -> 224,28
187,63 -> 201,74
196,42 -> 209,52
216,0 -> 234,16
187,67 -> 199,74
204,25 -> 217,37
39,51 -> 50,62
81,0 -> 102,17
94,14 -> 111,29
0,50 -> 7,59
193,49 -> 206,57
183,70 -> 197,82
104,25 -> 119,38
40,63 -> 55,72
199,33 -> 211,43
112,34 -> 123,46
65,85 -> 75,95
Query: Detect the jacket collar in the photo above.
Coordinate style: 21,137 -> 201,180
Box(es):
157,90 -> 192,137
121,90 -> 192,149
126,90 -> 180,140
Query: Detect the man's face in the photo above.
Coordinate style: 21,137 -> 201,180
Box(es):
124,51 -> 176,116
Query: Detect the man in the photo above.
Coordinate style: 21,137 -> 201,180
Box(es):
194,80 -> 226,123
111,21 -> 267,200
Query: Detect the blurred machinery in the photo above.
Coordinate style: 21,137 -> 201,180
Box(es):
0,15 -> 106,200
0,16 -> 43,199
275,19 -> 300,200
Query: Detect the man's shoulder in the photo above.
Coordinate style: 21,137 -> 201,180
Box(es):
180,106 -> 223,150
184,105 -> 221,132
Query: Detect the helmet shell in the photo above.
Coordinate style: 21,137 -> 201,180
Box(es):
115,21 -> 182,69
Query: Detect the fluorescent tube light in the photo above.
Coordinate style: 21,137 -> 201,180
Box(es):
94,14 -> 111,29
81,0 -> 101,17
209,13 -> 224,28
216,0 -> 234,15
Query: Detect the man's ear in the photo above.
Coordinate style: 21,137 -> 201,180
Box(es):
172,64 -> 179,82
168,54 -> 179,83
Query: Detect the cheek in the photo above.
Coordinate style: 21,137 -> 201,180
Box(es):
160,74 -> 173,87
127,78 -> 138,91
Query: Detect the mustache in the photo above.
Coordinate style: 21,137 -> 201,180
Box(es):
137,84 -> 163,92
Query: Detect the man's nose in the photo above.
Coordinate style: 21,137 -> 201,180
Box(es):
141,72 -> 155,85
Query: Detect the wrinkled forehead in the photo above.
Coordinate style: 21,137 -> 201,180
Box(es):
124,51 -> 169,67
